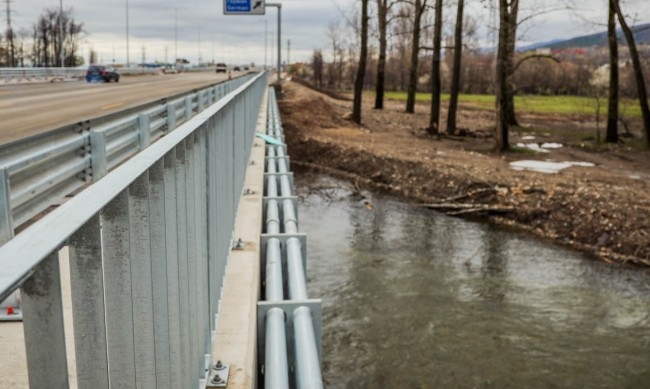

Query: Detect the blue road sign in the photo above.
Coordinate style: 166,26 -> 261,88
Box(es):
224,0 -> 265,15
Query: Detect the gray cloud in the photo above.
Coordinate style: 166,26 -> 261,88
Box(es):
8,0 -> 650,65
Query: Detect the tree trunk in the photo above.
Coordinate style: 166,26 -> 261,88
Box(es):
446,0 -> 464,135
495,0 -> 510,151
406,0 -> 424,114
353,0 -> 369,124
427,0 -> 444,135
611,0 -> 650,146
606,0 -> 619,143
375,0 -> 388,110
504,0 -> 519,127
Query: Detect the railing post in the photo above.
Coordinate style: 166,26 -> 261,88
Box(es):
138,113 -> 151,150
90,130 -> 108,183
198,91 -> 205,112
185,97 -> 192,121
0,166 -> 22,322
21,252 -> 69,389
167,104 -> 177,132
69,214 -> 109,388
102,190 -> 137,388
0,167 -> 12,244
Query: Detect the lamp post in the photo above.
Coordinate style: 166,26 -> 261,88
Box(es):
60,0 -> 64,67
266,3 -> 281,83
126,0 -> 130,66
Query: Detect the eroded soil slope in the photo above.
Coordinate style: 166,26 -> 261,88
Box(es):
278,81 -> 650,267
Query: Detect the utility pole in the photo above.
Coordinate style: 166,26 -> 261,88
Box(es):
287,39 -> 290,69
264,19 -> 268,69
266,3 -> 282,83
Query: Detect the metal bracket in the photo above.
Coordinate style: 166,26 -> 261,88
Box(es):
257,300 -> 323,374
263,173 -> 294,195
206,360 -> 230,388
261,233 -> 307,274
265,156 -> 291,171
263,196 -> 299,224
232,238 -> 246,250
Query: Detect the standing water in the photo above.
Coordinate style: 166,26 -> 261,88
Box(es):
297,174 -> 650,388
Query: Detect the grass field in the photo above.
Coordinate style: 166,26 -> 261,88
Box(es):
379,91 -> 643,118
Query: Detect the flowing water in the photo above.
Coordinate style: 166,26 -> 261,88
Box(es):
297,174 -> 650,389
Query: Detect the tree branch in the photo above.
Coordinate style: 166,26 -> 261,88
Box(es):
512,54 -> 560,74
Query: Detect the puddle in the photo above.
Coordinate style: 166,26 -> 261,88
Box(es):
516,143 -> 564,153
510,160 -> 595,173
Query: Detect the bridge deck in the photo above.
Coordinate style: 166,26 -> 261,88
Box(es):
0,88 -> 269,389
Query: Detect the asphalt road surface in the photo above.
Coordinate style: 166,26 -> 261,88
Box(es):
0,72 -> 232,145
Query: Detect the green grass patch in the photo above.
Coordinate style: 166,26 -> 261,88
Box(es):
377,91 -> 643,118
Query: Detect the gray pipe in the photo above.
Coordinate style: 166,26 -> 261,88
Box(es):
293,306 -> 323,389
286,238 -> 307,300
265,307 -> 289,389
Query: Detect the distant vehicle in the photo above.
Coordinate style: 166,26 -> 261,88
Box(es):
85,65 -> 120,83
162,65 -> 179,74
216,63 -> 227,73
233,66 -> 241,72
244,66 -> 250,71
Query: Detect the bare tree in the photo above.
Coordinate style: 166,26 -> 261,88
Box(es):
5,26 -> 16,66
327,22 -> 343,89
446,0 -> 465,135
606,0 -> 618,143
353,0 -> 370,124
611,0 -> 650,146
495,0 -> 515,151
427,0 -> 443,135
312,49 -> 324,88
374,0 -> 400,109
406,0 -> 427,114
32,7 -> 84,67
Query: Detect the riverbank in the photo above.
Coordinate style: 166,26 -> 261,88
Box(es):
277,80 -> 650,267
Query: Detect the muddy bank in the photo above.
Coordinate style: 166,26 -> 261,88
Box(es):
277,80 -> 650,267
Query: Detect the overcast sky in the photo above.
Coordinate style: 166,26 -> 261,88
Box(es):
8,0 -> 650,66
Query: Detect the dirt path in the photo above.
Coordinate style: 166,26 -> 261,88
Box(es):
278,80 -> 650,267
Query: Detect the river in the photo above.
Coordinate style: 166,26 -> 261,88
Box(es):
297,174 -> 650,388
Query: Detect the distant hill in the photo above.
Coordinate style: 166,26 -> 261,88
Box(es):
520,22 -> 650,51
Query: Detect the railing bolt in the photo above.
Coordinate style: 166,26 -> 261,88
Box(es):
244,188 -> 255,196
211,375 -> 224,385
233,238 -> 245,250
214,360 -> 225,370
250,160 -> 256,166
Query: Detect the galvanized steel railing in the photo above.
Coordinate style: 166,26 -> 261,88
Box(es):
259,88 -> 324,388
0,66 -> 218,83
0,73 -> 254,245
0,71 -> 267,388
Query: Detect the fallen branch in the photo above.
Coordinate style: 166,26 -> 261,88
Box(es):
421,203 -> 514,214
436,187 -> 497,203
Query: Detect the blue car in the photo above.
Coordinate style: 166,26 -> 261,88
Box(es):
85,65 -> 120,83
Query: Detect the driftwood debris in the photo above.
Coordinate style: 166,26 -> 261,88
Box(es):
421,203 -> 514,215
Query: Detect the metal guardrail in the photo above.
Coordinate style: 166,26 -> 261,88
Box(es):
0,67 -> 166,82
0,71 -> 267,388
0,66 -> 223,83
0,73 -> 255,243
259,88 -> 324,388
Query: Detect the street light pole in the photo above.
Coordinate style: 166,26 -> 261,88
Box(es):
266,3 -> 281,83
59,0 -> 64,67
174,8 -> 178,65
126,0 -> 130,66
